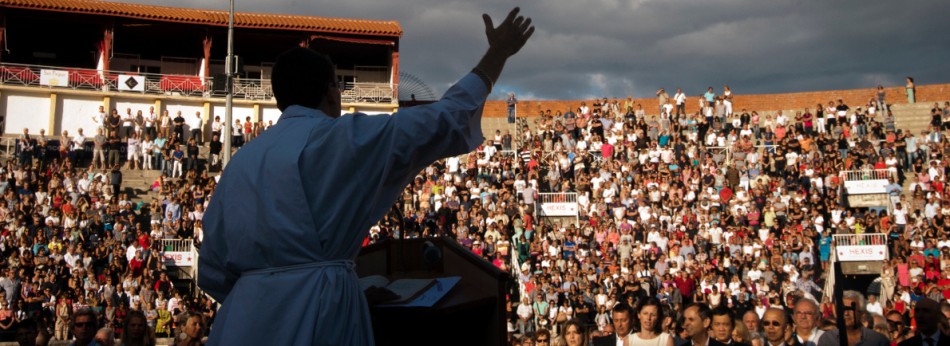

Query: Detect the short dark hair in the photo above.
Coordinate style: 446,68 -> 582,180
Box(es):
272,47 -> 335,112
710,306 -> 735,327
686,303 -> 711,322
73,308 -> 99,329
612,302 -> 634,317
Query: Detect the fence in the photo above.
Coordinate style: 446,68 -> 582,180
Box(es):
159,239 -> 194,253
539,192 -> 578,204
0,62 -> 397,103
832,233 -> 887,246
840,169 -> 896,182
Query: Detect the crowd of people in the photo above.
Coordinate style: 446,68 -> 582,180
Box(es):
1,84 -> 948,345
367,87 -> 950,346
3,105 -> 226,345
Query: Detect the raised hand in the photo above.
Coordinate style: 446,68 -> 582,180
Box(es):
482,7 -> 535,58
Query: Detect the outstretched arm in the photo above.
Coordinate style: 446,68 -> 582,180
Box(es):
472,7 -> 535,89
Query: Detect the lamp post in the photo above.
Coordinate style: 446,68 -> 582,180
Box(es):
222,0 -> 235,168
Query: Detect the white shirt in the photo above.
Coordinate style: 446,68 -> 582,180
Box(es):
146,112 -> 157,127
72,134 -> 86,150
675,92 -> 687,105
93,112 -> 106,128
188,115 -> 203,129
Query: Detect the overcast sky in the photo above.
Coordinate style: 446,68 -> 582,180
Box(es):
122,0 -> 950,101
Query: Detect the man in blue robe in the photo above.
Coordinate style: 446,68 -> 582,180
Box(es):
198,7 -> 534,345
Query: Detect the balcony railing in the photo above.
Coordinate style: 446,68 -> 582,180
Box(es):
832,233 -> 888,262
539,192 -> 578,203
0,62 -> 397,104
341,82 -> 397,104
159,239 -> 194,253
840,169 -> 896,182
833,233 -> 887,246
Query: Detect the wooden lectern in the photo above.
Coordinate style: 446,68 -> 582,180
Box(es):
356,237 -> 510,346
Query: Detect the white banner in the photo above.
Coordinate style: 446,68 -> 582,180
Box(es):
540,202 -> 578,216
847,193 -> 889,207
39,69 -> 68,87
162,251 -> 195,266
117,74 -> 145,92
836,245 -> 887,261
844,179 -> 888,194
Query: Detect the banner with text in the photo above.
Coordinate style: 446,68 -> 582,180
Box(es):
162,251 -> 195,266
844,179 -> 888,194
540,202 -> 578,217
39,69 -> 68,87
836,245 -> 887,261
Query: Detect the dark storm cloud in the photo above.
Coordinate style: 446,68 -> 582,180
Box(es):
120,0 -> 950,101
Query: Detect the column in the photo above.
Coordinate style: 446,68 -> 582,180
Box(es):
391,51 -> 400,100
48,93 -> 58,134
102,96 -> 112,113
154,99 -> 163,116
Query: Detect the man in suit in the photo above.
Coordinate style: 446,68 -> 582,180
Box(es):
793,298 -> 825,346
593,303 -> 635,346
711,307 -> 751,346
682,303 -> 714,346
762,307 -> 800,346
898,298 -> 949,346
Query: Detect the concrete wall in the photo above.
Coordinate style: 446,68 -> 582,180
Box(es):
0,87 -> 289,136
2,91 -> 51,134
113,100 -> 155,117
262,107 -> 282,124
58,95 -> 102,135
211,105 -> 256,125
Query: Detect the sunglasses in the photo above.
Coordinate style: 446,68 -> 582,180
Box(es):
536,338 -> 550,343
762,320 -> 783,327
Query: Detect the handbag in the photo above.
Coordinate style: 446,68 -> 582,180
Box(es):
555,312 -> 568,323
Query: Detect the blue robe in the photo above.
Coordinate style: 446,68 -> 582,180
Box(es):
198,74 -> 488,345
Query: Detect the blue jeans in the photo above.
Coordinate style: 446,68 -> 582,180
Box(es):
507,107 -> 516,124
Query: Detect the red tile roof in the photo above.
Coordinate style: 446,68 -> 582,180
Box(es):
0,0 -> 403,37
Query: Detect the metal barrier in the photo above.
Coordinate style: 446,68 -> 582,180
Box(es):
0,62 -> 397,104
159,239 -> 194,252
232,78 -> 273,100
840,169 -> 895,182
345,82 -> 396,104
539,192 -> 577,204
832,233 -> 887,246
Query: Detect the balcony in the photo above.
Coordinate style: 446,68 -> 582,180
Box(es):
833,233 -> 888,261
0,62 -> 397,104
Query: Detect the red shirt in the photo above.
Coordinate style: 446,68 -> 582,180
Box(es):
137,234 -> 151,250
675,276 -> 696,297
601,143 -> 614,159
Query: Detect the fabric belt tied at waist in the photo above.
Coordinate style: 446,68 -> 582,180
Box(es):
242,260 -> 356,276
